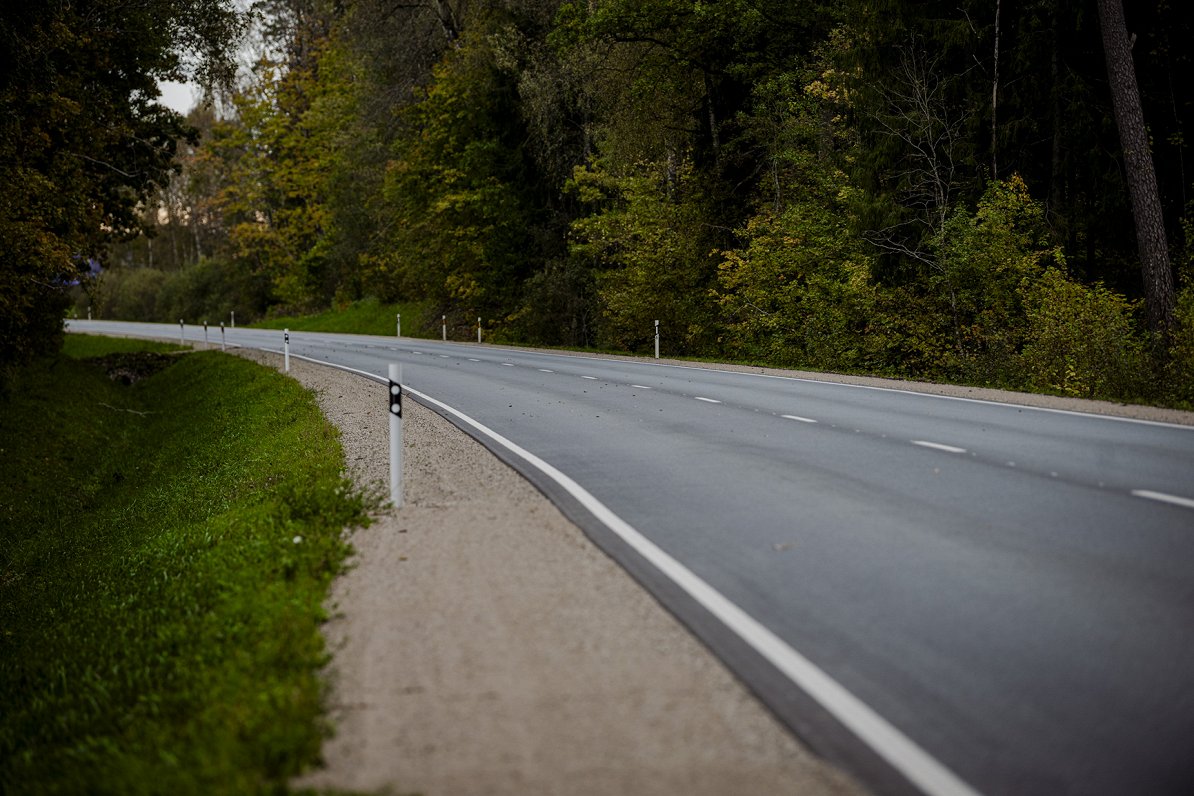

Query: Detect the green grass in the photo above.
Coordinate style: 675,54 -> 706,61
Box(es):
0,335 -> 366,794
252,297 -> 431,338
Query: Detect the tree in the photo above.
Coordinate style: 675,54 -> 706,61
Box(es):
373,17 -> 538,321
0,0 -> 243,384
1096,0 -> 1176,335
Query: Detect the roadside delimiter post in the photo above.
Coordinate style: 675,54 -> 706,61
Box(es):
284,328 -> 290,372
478,317 -> 482,344
389,363 -> 403,507
179,320 -> 184,346
655,319 -> 660,359
204,321 -> 209,349
442,315 -> 447,342
220,322 -> 226,351
397,313 -> 401,337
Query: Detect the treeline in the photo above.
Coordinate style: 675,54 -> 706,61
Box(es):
0,0 -> 243,387
96,0 -> 1194,404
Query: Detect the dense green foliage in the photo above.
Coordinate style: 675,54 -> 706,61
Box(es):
0,0 -> 243,386
42,1 -> 1194,404
0,336 -> 363,793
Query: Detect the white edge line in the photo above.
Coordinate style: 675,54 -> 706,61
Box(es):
694,396 -> 722,404
654,365 -> 1194,432
631,385 -> 652,390
460,342 -> 1192,432
285,351 -> 387,385
581,375 -> 598,380
781,414 -> 818,423
911,440 -> 968,454
397,382 -> 981,796
279,346 -> 981,796
72,332 -> 1055,794
74,322 -> 1194,431
1131,489 -> 1194,510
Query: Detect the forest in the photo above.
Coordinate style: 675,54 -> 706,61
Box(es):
6,0 -> 1194,404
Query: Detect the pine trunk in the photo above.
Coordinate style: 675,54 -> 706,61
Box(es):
1097,0 -> 1176,335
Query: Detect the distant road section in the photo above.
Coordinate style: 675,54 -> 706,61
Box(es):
73,320 -> 1194,796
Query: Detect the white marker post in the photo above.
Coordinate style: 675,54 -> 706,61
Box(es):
220,322 -> 226,351
442,315 -> 447,342
388,363 -> 404,508
477,317 -> 482,344
87,306 -> 91,321
203,321 -> 209,349
396,313 -> 401,338
284,328 -> 290,372
180,320 -> 185,346
231,310 -> 236,328
654,320 -> 660,359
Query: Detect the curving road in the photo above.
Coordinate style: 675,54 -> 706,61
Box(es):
73,320 -> 1194,796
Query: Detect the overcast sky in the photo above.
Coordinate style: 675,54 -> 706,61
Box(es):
158,80 -> 199,115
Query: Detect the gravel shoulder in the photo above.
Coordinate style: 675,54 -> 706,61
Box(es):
231,349 -> 863,796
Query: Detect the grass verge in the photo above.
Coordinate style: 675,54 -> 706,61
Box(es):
0,335 -> 365,794
252,297 -> 430,338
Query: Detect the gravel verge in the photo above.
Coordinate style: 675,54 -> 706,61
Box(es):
229,348 -> 863,796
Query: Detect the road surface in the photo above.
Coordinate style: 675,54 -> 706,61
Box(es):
71,320 -> 1194,796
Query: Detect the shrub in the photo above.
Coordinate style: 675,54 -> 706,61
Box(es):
1167,286 -> 1194,406
1020,268 -> 1147,399
96,267 -> 168,320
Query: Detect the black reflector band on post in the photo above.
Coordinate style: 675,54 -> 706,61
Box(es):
389,380 -> 403,418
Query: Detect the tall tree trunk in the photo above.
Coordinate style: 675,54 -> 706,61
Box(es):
1097,0 -> 1176,335
1049,12 -> 1063,217
991,0 -> 1001,179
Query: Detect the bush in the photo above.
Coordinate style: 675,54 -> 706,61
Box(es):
1019,268 -> 1147,399
92,260 -> 270,325
1167,286 -> 1194,406
95,267 -> 168,320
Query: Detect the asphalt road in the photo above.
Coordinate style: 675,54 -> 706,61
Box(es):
73,321 -> 1194,796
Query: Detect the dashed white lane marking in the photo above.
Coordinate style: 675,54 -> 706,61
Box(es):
912,440 -> 967,454
439,355 -> 450,358
468,358 -> 481,362
1132,490 -> 1194,510
101,328 -> 988,796
694,397 -> 721,404
632,385 -> 652,390
539,369 -> 554,373
781,414 -> 818,424
396,382 -> 984,796
581,375 -> 598,380
502,363 -> 515,367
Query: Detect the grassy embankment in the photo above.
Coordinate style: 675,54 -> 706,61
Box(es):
0,335 -> 365,793
252,297 -> 431,338
250,297 -> 686,359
